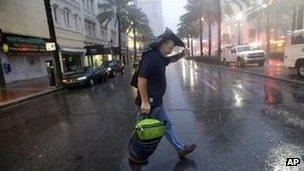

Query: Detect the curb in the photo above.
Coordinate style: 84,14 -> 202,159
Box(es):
0,87 -> 64,110
192,60 -> 304,85
236,68 -> 304,85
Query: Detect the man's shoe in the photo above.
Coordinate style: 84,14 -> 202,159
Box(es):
178,144 -> 197,159
128,156 -> 148,165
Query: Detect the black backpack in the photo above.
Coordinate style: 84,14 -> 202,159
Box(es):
130,60 -> 141,88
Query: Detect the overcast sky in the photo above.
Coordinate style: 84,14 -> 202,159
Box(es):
162,0 -> 187,33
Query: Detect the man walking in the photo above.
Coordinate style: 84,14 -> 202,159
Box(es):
132,28 -> 196,163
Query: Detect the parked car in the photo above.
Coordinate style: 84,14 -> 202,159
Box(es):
221,45 -> 266,67
102,60 -> 125,77
62,65 -> 109,88
284,29 -> 304,77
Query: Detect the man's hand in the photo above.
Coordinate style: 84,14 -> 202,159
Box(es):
141,101 -> 151,114
180,48 -> 190,57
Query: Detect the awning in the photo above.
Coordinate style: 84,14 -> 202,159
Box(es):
60,46 -> 86,55
112,46 -> 128,55
85,45 -> 104,55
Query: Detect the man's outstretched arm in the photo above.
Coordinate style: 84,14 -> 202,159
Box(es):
167,48 -> 189,63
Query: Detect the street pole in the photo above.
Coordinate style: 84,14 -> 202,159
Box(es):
44,0 -> 62,86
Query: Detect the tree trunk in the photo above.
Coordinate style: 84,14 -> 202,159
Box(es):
199,19 -> 203,56
217,0 -> 222,57
133,24 -> 137,62
191,37 -> 194,57
292,5 -> 296,31
208,20 -> 212,56
257,21 -> 261,42
297,5 -> 304,30
266,13 -> 270,54
44,0 -> 62,86
117,15 -> 124,64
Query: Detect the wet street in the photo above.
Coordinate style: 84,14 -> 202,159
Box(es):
1,59 -> 304,171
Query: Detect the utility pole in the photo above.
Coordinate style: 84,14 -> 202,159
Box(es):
44,0 -> 62,86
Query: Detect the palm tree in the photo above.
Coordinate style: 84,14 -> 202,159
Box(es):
120,5 -> 152,61
215,0 -> 250,56
183,0 -> 210,56
97,0 -> 135,64
246,0 -> 291,54
177,12 -> 200,56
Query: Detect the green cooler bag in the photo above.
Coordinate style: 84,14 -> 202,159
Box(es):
135,118 -> 165,141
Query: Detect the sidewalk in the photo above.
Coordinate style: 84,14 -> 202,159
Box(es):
0,77 -> 62,109
191,57 -> 304,85
236,59 -> 304,85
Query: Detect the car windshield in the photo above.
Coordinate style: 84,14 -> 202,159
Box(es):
237,46 -> 257,52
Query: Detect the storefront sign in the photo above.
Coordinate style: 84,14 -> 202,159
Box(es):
46,42 -> 56,51
4,34 -> 47,53
85,45 -> 104,55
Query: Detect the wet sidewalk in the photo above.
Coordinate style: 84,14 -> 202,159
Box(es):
235,59 -> 304,85
0,77 -> 60,108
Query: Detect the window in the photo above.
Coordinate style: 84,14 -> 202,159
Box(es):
291,33 -> 304,45
75,14 -> 79,30
90,0 -> 94,12
98,3 -> 103,13
63,8 -> 71,26
53,4 -> 59,23
111,31 -> 116,45
86,0 -> 89,9
82,0 -> 85,8
100,26 -> 108,39
85,19 -> 96,36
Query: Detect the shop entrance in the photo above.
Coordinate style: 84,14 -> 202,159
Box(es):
46,60 -> 55,86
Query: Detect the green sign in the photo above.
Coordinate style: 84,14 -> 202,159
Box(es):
4,34 -> 47,53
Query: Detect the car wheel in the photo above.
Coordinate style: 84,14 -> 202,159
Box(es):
237,58 -> 244,67
297,63 -> 304,77
89,78 -> 95,86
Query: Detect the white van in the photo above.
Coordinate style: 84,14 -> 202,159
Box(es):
221,45 -> 266,67
284,29 -> 304,77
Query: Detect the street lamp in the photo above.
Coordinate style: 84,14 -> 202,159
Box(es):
236,13 -> 243,45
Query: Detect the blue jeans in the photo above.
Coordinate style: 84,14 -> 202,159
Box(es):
137,104 -> 184,151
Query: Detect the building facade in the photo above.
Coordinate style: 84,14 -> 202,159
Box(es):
0,0 -> 127,85
50,0 -> 123,72
135,0 -> 164,36
0,0 -> 53,85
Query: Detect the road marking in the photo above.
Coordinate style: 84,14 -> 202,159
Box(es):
202,79 -> 216,90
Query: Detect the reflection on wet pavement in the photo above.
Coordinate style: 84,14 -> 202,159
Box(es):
1,60 -> 304,170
